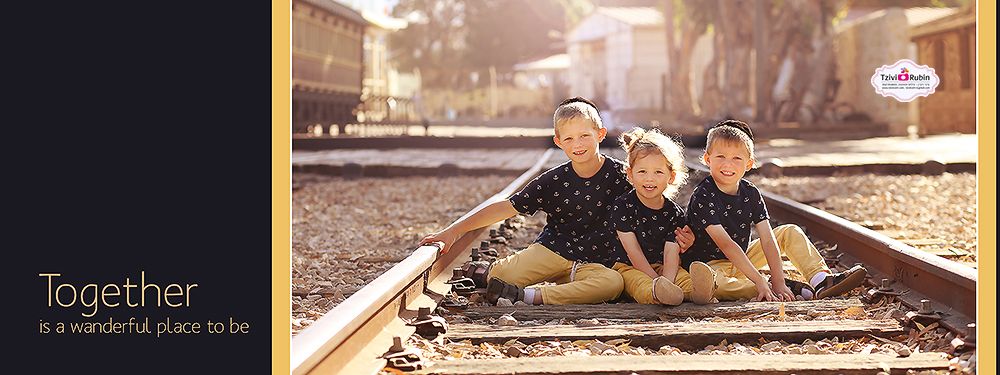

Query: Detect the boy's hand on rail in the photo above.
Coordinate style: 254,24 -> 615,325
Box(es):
420,229 -> 458,254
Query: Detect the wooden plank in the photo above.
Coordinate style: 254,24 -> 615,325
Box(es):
446,319 -> 902,350
453,298 -> 864,322
416,353 -> 949,375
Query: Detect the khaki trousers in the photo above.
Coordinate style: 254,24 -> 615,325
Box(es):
488,243 -> 624,304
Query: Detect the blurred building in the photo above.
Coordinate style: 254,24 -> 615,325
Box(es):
832,7 -> 958,135
513,53 -> 570,109
359,10 -> 418,124
912,4 -> 976,135
566,7 -> 667,130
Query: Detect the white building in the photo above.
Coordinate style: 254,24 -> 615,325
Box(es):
833,7 -> 957,135
566,7 -> 667,128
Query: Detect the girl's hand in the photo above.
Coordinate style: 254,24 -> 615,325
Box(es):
420,229 -> 459,254
754,281 -> 779,302
674,225 -> 695,253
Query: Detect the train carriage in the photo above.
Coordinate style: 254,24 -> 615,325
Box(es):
291,0 -> 365,134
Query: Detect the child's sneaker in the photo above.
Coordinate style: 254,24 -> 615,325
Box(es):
652,276 -> 683,305
814,264 -> 868,299
689,261 -> 718,304
484,278 -> 525,305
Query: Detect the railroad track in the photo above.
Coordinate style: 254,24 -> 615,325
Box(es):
291,152 -> 977,375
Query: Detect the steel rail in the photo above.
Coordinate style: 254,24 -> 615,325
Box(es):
291,148 -> 557,375
762,191 -> 977,329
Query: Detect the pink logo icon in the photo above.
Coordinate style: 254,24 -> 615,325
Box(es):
898,67 -> 910,81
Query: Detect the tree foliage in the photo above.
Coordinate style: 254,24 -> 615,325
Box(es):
391,0 -> 565,88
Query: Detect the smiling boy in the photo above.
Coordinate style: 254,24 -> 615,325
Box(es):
682,120 -> 867,302
421,97 -> 628,305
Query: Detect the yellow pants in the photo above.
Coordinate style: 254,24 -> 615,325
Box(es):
674,224 -> 831,301
613,262 -> 694,304
488,243 -> 624,304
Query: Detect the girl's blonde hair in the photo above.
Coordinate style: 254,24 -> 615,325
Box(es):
619,127 -> 688,199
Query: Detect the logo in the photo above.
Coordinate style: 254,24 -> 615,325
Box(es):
870,59 -> 939,102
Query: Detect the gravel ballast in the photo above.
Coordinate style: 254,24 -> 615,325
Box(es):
291,174 -> 510,334
749,173 -> 977,265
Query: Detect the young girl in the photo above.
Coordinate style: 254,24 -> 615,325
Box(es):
682,120 -> 867,302
609,128 -> 715,305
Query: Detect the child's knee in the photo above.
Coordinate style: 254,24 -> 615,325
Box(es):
601,270 -> 625,299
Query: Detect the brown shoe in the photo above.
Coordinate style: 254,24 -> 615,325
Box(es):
689,262 -> 717,304
815,265 -> 868,299
652,276 -> 683,305
484,278 -> 525,305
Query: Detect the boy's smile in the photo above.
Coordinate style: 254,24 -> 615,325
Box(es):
555,117 -> 607,175
704,141 -> 753,194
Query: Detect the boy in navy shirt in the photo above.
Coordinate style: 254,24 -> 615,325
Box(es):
422,97 -> 628,305
682,120 -> 867,302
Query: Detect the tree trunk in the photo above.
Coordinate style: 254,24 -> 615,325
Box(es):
753,0 -> 770,122
717,0 -> 753,117
663,0 -> 676,113
699,31 -> 724,118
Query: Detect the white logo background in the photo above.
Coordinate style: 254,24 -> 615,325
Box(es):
870,59 -> 940,102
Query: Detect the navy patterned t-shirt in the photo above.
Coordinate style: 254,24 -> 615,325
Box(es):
508,155 -> 630,267
681,176 -> 769,268
609,189 -> 687,266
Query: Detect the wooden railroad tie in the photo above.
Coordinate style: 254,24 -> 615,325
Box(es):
414,353 -> 949,374
453,298 -> 864,321
446,319 -> 903,350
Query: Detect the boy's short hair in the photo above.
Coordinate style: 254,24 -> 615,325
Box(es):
558,96 -> 600,114
712,119 -> 753,141
706,119 -> 756,160
553,96 -> 603,135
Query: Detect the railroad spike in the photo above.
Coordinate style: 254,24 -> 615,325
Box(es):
383,336 -> 424,371
446,268 -> 477,296
388,336 -> 404,353
494,236 -> 508,245
864,278 -> 901,303
904,299 -> 942,327
501,219 -> 513,231
460,255 -> 492,288
473,241 -> 498,261
480,246 -> 499,259
417,307 -> 432,320
408,307 -> 448,339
